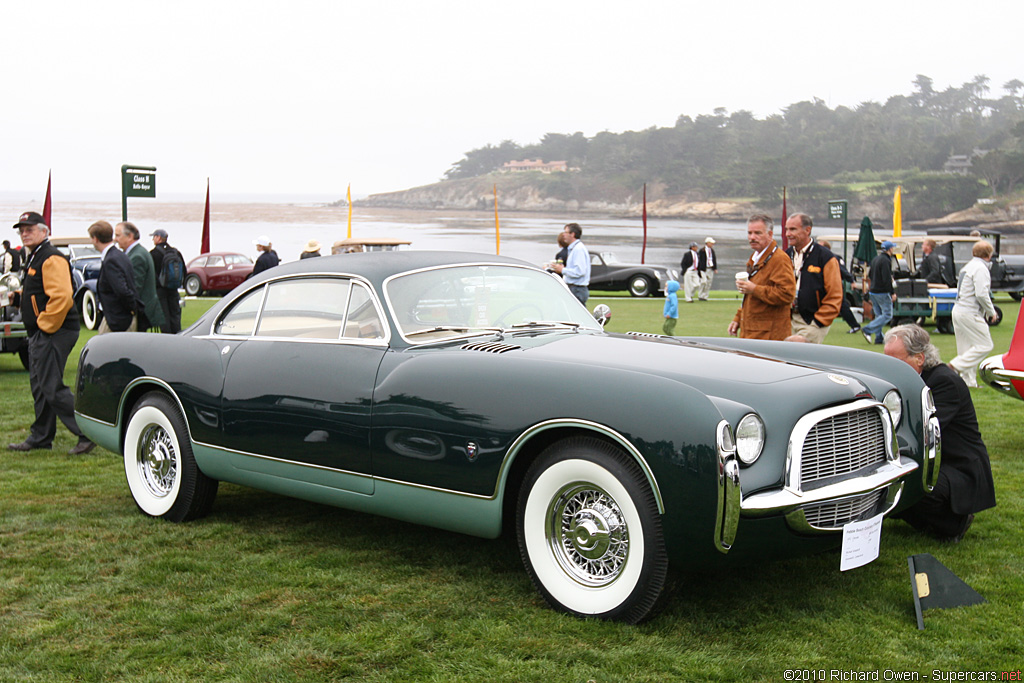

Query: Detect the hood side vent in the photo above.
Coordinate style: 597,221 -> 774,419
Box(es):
627,331 -> 669,339
461,341 -> 522,354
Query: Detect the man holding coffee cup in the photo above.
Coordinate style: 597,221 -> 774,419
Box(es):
728,214 -> 796,340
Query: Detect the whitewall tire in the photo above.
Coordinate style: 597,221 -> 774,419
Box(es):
516,437 -> 667,623
124,392 -> 217,522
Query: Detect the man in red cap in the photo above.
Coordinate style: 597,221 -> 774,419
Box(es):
8,211 -> 95,454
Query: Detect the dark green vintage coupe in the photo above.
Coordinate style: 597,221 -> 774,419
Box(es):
75,251 -> 940,623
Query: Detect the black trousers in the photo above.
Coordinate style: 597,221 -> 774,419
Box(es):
895,469 -> 972,539
156,287 -> 182,334
26,327 -> 84,447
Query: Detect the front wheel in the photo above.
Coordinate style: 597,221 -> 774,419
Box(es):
628,276 -> 654,298
184,274 -> 203,297
124,392 -> 218,522
516,437 -> 667,623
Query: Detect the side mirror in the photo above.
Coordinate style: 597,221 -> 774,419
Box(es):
592,303 -> 611,328
0,272 -> 22,308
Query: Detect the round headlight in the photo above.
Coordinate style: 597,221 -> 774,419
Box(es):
735,413 -> 765,465
883,389 -> 902,427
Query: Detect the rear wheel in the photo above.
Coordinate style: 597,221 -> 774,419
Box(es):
628,276 -> 654,298
936,317 -> 954,334
516,437 -> 667,623
124,392 -> 218,522
80,289 -> 102,331
1010,292 -> 1022,302
184,274 -> 203,297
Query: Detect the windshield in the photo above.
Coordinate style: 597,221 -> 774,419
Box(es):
385,264 -> 600,342
599,252 -> 620,264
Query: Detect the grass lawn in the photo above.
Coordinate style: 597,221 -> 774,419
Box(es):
2,295 -> 1022,681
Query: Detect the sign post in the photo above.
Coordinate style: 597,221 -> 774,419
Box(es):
828,199 -> 849,264
121,165 -> 157,221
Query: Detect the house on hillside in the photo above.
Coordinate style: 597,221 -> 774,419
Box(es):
501,159 -> 568,173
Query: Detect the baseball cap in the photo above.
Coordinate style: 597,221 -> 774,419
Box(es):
150,229 -> 168,239
705,237 -> 716,244
254,235 -> 272,247
13,211 -> 46,229
880,240 -> 896,250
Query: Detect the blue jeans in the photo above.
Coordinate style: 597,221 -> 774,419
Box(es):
862,292 -> 893,342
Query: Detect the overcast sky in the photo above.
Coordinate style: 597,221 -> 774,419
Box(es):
3,0 -> 1021,201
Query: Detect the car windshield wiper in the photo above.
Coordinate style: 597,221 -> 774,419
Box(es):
509,321 -> 582,330
406,325 -> 504,338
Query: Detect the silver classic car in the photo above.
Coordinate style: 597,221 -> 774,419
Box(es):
75,251 -> 939,623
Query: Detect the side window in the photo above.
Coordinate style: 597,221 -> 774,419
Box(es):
256,278 -> 351,339
228,254 -> 250,265
191,256 -> 208,268
215,286 -> 265,336
207,255 -> 224,267
344,282 -> 385,339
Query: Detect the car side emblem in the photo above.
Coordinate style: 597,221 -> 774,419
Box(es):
828,374 -> 850,385
466,442 -> 479,462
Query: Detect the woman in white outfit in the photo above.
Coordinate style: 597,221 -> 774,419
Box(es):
949,240 -> 998,387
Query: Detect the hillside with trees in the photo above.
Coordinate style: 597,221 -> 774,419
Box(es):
367,75 -> 1024,223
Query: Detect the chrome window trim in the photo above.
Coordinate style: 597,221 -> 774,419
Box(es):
381,262 -> 600,345
203,272 -> 391,345
922,385 -> 941,492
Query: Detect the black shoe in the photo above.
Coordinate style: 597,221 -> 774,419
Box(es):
69,440 -> 96,455
8,441 -> 50,452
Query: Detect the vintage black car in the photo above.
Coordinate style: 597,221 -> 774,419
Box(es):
75,252 -> 939,623
588,251 -> 678,297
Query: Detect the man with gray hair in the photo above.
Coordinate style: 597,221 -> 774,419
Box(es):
883,324 -> 996,542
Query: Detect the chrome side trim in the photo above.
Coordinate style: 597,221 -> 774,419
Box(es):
500,418 -> 665,514
921,386 -> 941,493
715,420 -> 741,553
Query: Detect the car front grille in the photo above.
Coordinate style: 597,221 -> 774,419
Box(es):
801,490 -> 886,529
800,407 -> 888,485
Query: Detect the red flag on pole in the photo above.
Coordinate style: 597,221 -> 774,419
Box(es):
42,170 -> 53,229
200,178 -> 211,254
780,186 -> 788,251
641,184 -> 648,264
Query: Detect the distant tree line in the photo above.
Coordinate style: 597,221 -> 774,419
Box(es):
444,75 -> 1024,216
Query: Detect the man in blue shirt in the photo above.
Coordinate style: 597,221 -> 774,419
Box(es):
552,223 -> 591,304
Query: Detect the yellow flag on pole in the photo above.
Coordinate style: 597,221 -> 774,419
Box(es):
893,185 -> 902,238
493,184 -> 500,255
347,184 -> 353,239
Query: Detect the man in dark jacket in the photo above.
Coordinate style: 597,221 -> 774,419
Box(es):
884,324 -> 996,541
150,229 -> 182,333
89,220 -> 139,334
785,213 -> 843,343
252,235 -> 279,277
8,212 -> 95,454
862,240 -> 896,344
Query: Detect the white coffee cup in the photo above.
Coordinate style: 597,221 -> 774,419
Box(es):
735,272 -> 749,284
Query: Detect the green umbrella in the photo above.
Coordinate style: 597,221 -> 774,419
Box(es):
854,216 -> 878,263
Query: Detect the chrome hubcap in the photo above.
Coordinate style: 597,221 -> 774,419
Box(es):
547,483 -> 628,586
137,424 -> 177,498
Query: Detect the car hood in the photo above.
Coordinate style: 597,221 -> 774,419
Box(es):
507,331 -> 869,397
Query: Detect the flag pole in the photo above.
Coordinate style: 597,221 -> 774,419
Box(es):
641,183 -> 648,264
347,184 -> 353,239
494,184 -> 500,255
201,178 -> 211,255
893,185 -> 902,238
42,170 -> 53,230
780,186 -> 788,251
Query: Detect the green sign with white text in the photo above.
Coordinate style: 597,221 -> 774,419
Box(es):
124,171 -> 156,198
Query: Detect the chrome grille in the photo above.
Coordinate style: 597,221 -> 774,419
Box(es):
800,408 -> 887,484
802,490 -> 885,529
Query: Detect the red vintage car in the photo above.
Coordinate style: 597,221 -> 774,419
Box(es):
979,311 -> 1024,400
183,252 -> 254,296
